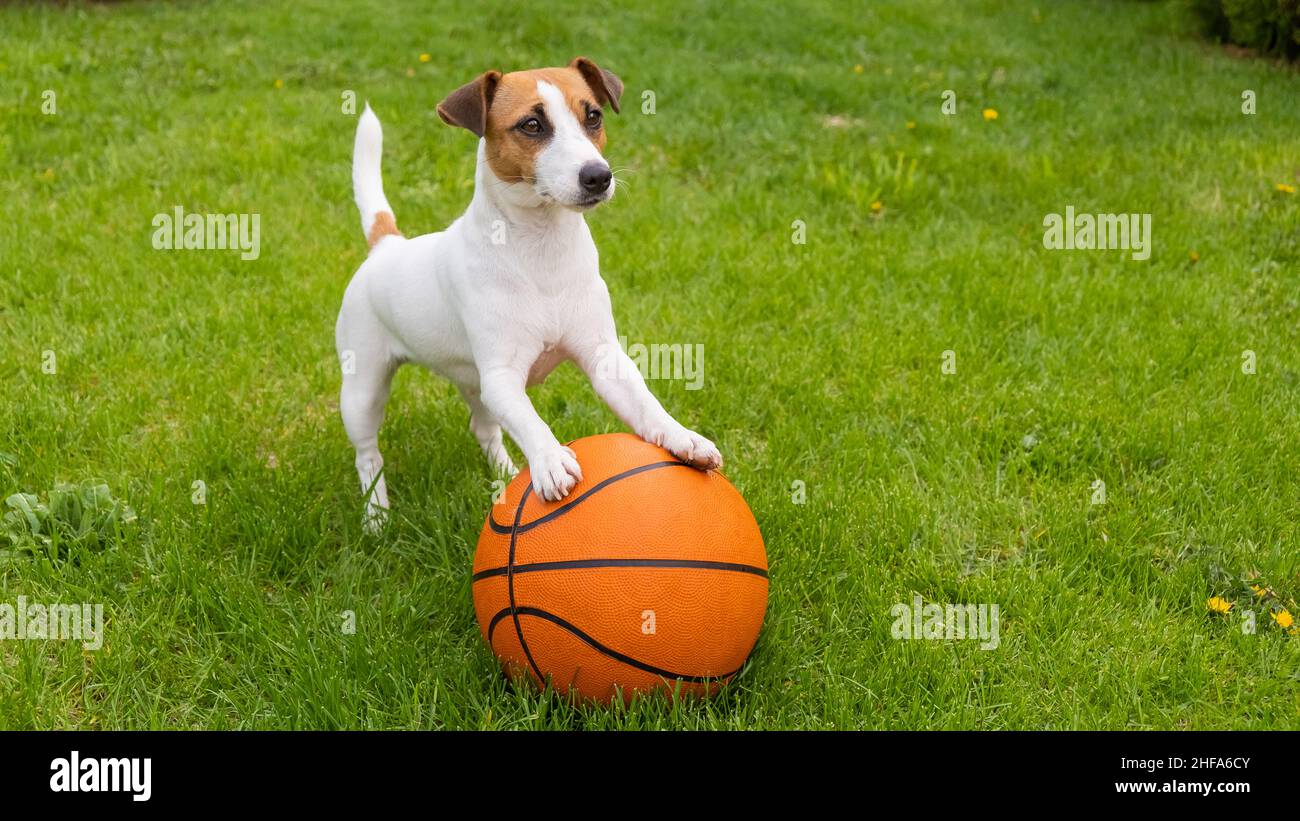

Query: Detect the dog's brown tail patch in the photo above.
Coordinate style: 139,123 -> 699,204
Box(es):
367,211 -> 402,249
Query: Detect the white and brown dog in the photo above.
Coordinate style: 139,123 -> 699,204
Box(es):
336,58 -> 721,529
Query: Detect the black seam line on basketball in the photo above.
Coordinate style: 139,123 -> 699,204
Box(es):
486,606 -> 513,645
472,558 -> 770,583
486,605 -> 745,683
506,488 -> 546,685
487,461 -> 690,535
508,606 -> 741,683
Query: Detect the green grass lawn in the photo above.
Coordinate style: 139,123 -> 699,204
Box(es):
2,0 -> 1298,729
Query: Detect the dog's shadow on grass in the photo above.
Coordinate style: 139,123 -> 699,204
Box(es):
353,387 -> 489,551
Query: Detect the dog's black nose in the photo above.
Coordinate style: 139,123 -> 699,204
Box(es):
578,162 -> 612,195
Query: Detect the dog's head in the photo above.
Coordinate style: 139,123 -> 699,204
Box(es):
437,57 -> 623,211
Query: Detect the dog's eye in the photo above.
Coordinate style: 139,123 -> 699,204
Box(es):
518,118 -> 543,135
585,109 -> 602,129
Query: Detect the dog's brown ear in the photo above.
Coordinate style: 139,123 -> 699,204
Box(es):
570,57 -> 623,114
436,70 -> 502,138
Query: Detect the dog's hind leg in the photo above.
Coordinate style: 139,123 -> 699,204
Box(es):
339,342 -> 397,533
460,387 -> 518,478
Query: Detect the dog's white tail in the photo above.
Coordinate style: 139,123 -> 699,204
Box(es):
353,104 -> 401,249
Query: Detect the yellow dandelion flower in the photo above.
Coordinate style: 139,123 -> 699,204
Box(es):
982,108 -> 998,121
853,64 -> 864,74
1251,584 -> 1266,597
419,53 -> 432,63
1207,596 -> 1232,615
1188,250 -> 1199,263
906,121 -> 916,130
870,201 -> 883,213
1272,609 -> 1294,629
273,79 -> 284,89
1276,183 -> 1296,194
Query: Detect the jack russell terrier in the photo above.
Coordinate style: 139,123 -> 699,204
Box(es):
336,57 -> 721,529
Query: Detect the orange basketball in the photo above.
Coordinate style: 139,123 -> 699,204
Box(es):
472,432 -> 768,703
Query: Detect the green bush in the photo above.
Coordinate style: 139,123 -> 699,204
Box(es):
1189,0 -> 1300,59
2,479 -> 137,558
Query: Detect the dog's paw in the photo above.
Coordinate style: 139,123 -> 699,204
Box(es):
652,427 -> 723,470
529,445 -> 583,501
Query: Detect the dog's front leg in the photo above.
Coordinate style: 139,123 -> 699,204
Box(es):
575,341 -> 722,470
477,365 -> 583,501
